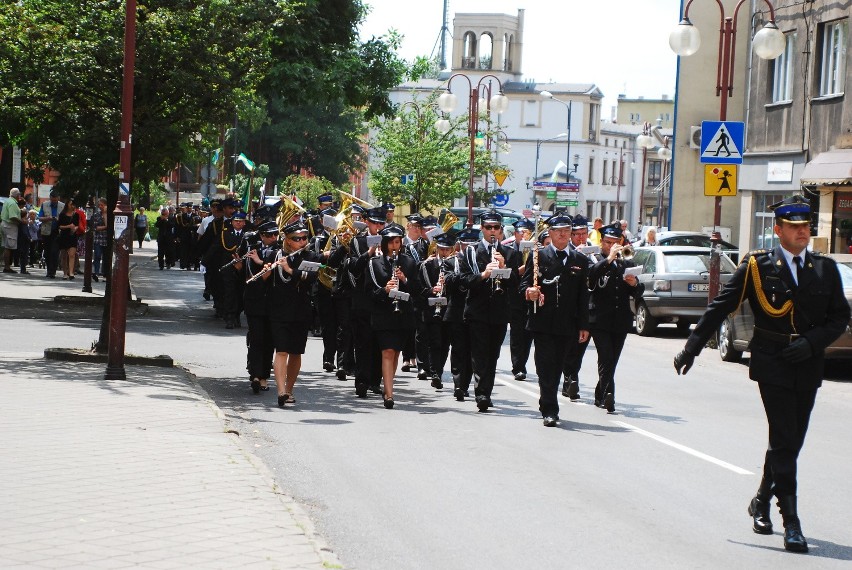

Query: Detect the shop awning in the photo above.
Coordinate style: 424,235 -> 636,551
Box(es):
800,149 -> 852,185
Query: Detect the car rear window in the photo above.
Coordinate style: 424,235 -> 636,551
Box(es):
662,252 -> 736,274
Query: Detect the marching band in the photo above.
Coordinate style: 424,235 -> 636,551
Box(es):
194,192 -> 640,424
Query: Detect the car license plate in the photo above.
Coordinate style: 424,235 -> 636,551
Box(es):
688,283 -> 710,292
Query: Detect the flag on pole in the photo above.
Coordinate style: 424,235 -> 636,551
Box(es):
237,152 -> 255,172
211,148 -> 220,165
551,161 -> 567,183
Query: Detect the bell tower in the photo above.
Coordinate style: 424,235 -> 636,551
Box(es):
451,9 -> 524,82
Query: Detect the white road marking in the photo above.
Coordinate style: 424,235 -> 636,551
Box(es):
611,420 -> 754,475
495,375 -> 752,475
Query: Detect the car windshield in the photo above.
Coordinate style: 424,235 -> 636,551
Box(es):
662,251 -> 736,274
837,262 -> 852,289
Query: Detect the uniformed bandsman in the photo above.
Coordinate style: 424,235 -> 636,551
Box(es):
508,218 -> 535,381
520,212 -> 590,427
444,228 -> 478,400
219,211 -> 249,329
243,220 -> 280,394
366,225 -> 420,409
459,210 -> 521,412
400,213 -> 429,376
674,195 -> 850,553
587,221 -> 643,413
562,214 -> 594,400
348,206 -> 387,398
417,231 -> 457,390
263,220 -> 320,408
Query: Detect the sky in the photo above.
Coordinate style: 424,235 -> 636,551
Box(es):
359,0 -> 681,116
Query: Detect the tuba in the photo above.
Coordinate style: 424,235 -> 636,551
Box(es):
427,208 -> 459,257
317,192 -> 370,290
275,196 -> 307,233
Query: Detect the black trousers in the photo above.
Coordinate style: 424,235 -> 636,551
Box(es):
449,321 -> 472,391
333,295 -> 354,372
219,268 -> 244,320
758,383 -> 818,498
44,234 -> 60,277
509,308 -> 532,375
418,317 -> 449,378
590,328 -> 628,402
414,315 -> 432,373
157,239 -> 175,269
533,332 -> 576,418
468,320 -> 507,399
563,336 -> 591,389
316,287 -> 337,364
353,310 -> 381,387
245,315 -> 274,380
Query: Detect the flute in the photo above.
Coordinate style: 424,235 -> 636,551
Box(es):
246,243 -> 308,284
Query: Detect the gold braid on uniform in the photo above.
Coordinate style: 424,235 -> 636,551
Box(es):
736,254 -> 796,331
220,227 -> 238,253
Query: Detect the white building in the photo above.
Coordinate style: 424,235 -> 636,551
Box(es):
364,9 -> 671,230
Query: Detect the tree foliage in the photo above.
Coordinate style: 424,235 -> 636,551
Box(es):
368,94 -> 507,213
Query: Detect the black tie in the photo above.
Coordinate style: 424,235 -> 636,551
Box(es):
792,256 -> 802,286
556,250 -> 567,265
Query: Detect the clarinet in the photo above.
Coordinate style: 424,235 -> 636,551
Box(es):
433,259 -> 446,317
390,252 -> 401,313
490,237 -> 503,294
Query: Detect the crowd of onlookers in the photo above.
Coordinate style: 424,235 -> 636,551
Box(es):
0,188 -> 108,280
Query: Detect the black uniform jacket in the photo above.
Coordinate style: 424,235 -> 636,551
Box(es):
418,256 -> 449,321
267,247 -> 321,322
366,254 -> 419,331
242,242 -> 279,317
685,247 -> 849,389
519,246 -> 590,336
460,241 -> 521,325
441,253 -> 468,324
347,233 -> 377,314
588,256 -> 644,332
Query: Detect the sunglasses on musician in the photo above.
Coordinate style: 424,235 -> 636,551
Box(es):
288,236 -> 308,242
482,224 -> 502,230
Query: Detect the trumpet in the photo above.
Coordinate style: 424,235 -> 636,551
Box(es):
246,243 -> 308,284
616,244 -> 635,260
490,237 -> 503,294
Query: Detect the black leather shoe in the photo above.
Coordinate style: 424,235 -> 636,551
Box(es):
417,370 -> 429,380
383,397 -> 395,409
355,384 -> 368,398
336,368 -> 346,380
778,495 -> 808,553
203,291 -> 211,301
543,416 -> 558,427
594,399 -> 604,408
476,397 -> 489,412
567,381 -> 580,401
430,376 -> 443,389
486,398 -> 494,408
277,395 -> 287,408
747,496 -> 773,535
400,363 -> 411,372
250,378 -> 261,395
604,393 -> 615,413
91,274 -> 98,282
514,372 -> 526,381
453,388 -> 464,401
369,384 -> 382,395
323,361 -> 335,372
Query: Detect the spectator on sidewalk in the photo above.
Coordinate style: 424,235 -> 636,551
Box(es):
18,209 -> 38,274
90,198 -> 108,281
38,191 -> 64,278
2,187 -> 22,273
57,198 -> 80,280
74,200 -> 88,276
134,206 -> 148,248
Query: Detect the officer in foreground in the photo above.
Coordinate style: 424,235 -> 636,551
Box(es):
673,196 -> 850,553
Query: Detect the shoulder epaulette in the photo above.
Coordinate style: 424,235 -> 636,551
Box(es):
808,250 -> 823,257
747,249 -> 770,256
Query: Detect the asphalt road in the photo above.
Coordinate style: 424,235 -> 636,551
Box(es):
4,251 -> 851,569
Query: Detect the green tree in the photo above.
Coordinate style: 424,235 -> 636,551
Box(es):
368,94 -> 507,213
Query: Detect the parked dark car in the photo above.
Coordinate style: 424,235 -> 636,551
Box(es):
717,255 -> 852,362
450,206 -> 523,240
629,246 -> 738,336
654,231 -> 740,264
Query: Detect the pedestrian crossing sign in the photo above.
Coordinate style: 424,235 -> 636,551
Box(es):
704,164 -> 737,196
700,121 -> 744,164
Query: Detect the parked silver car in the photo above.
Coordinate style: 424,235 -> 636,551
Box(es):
717,255 -> 852,362
629,246 -> 738,336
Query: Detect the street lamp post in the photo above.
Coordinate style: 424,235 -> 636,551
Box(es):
540,91 -> 572,183
105,0 -> 136,380
657,136 -> 673,227
636,122 -> 656,231
437,74 -> 509,228
534,133 -> 569,181
669,0 -> 785,301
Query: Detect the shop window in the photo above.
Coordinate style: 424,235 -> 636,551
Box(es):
833,192 -> 852,253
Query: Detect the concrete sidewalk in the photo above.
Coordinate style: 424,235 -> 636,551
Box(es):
0,255 -> 341,568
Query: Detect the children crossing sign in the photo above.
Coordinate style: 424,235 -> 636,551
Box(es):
704,164 -> 737,196
700,121 -> 744,164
